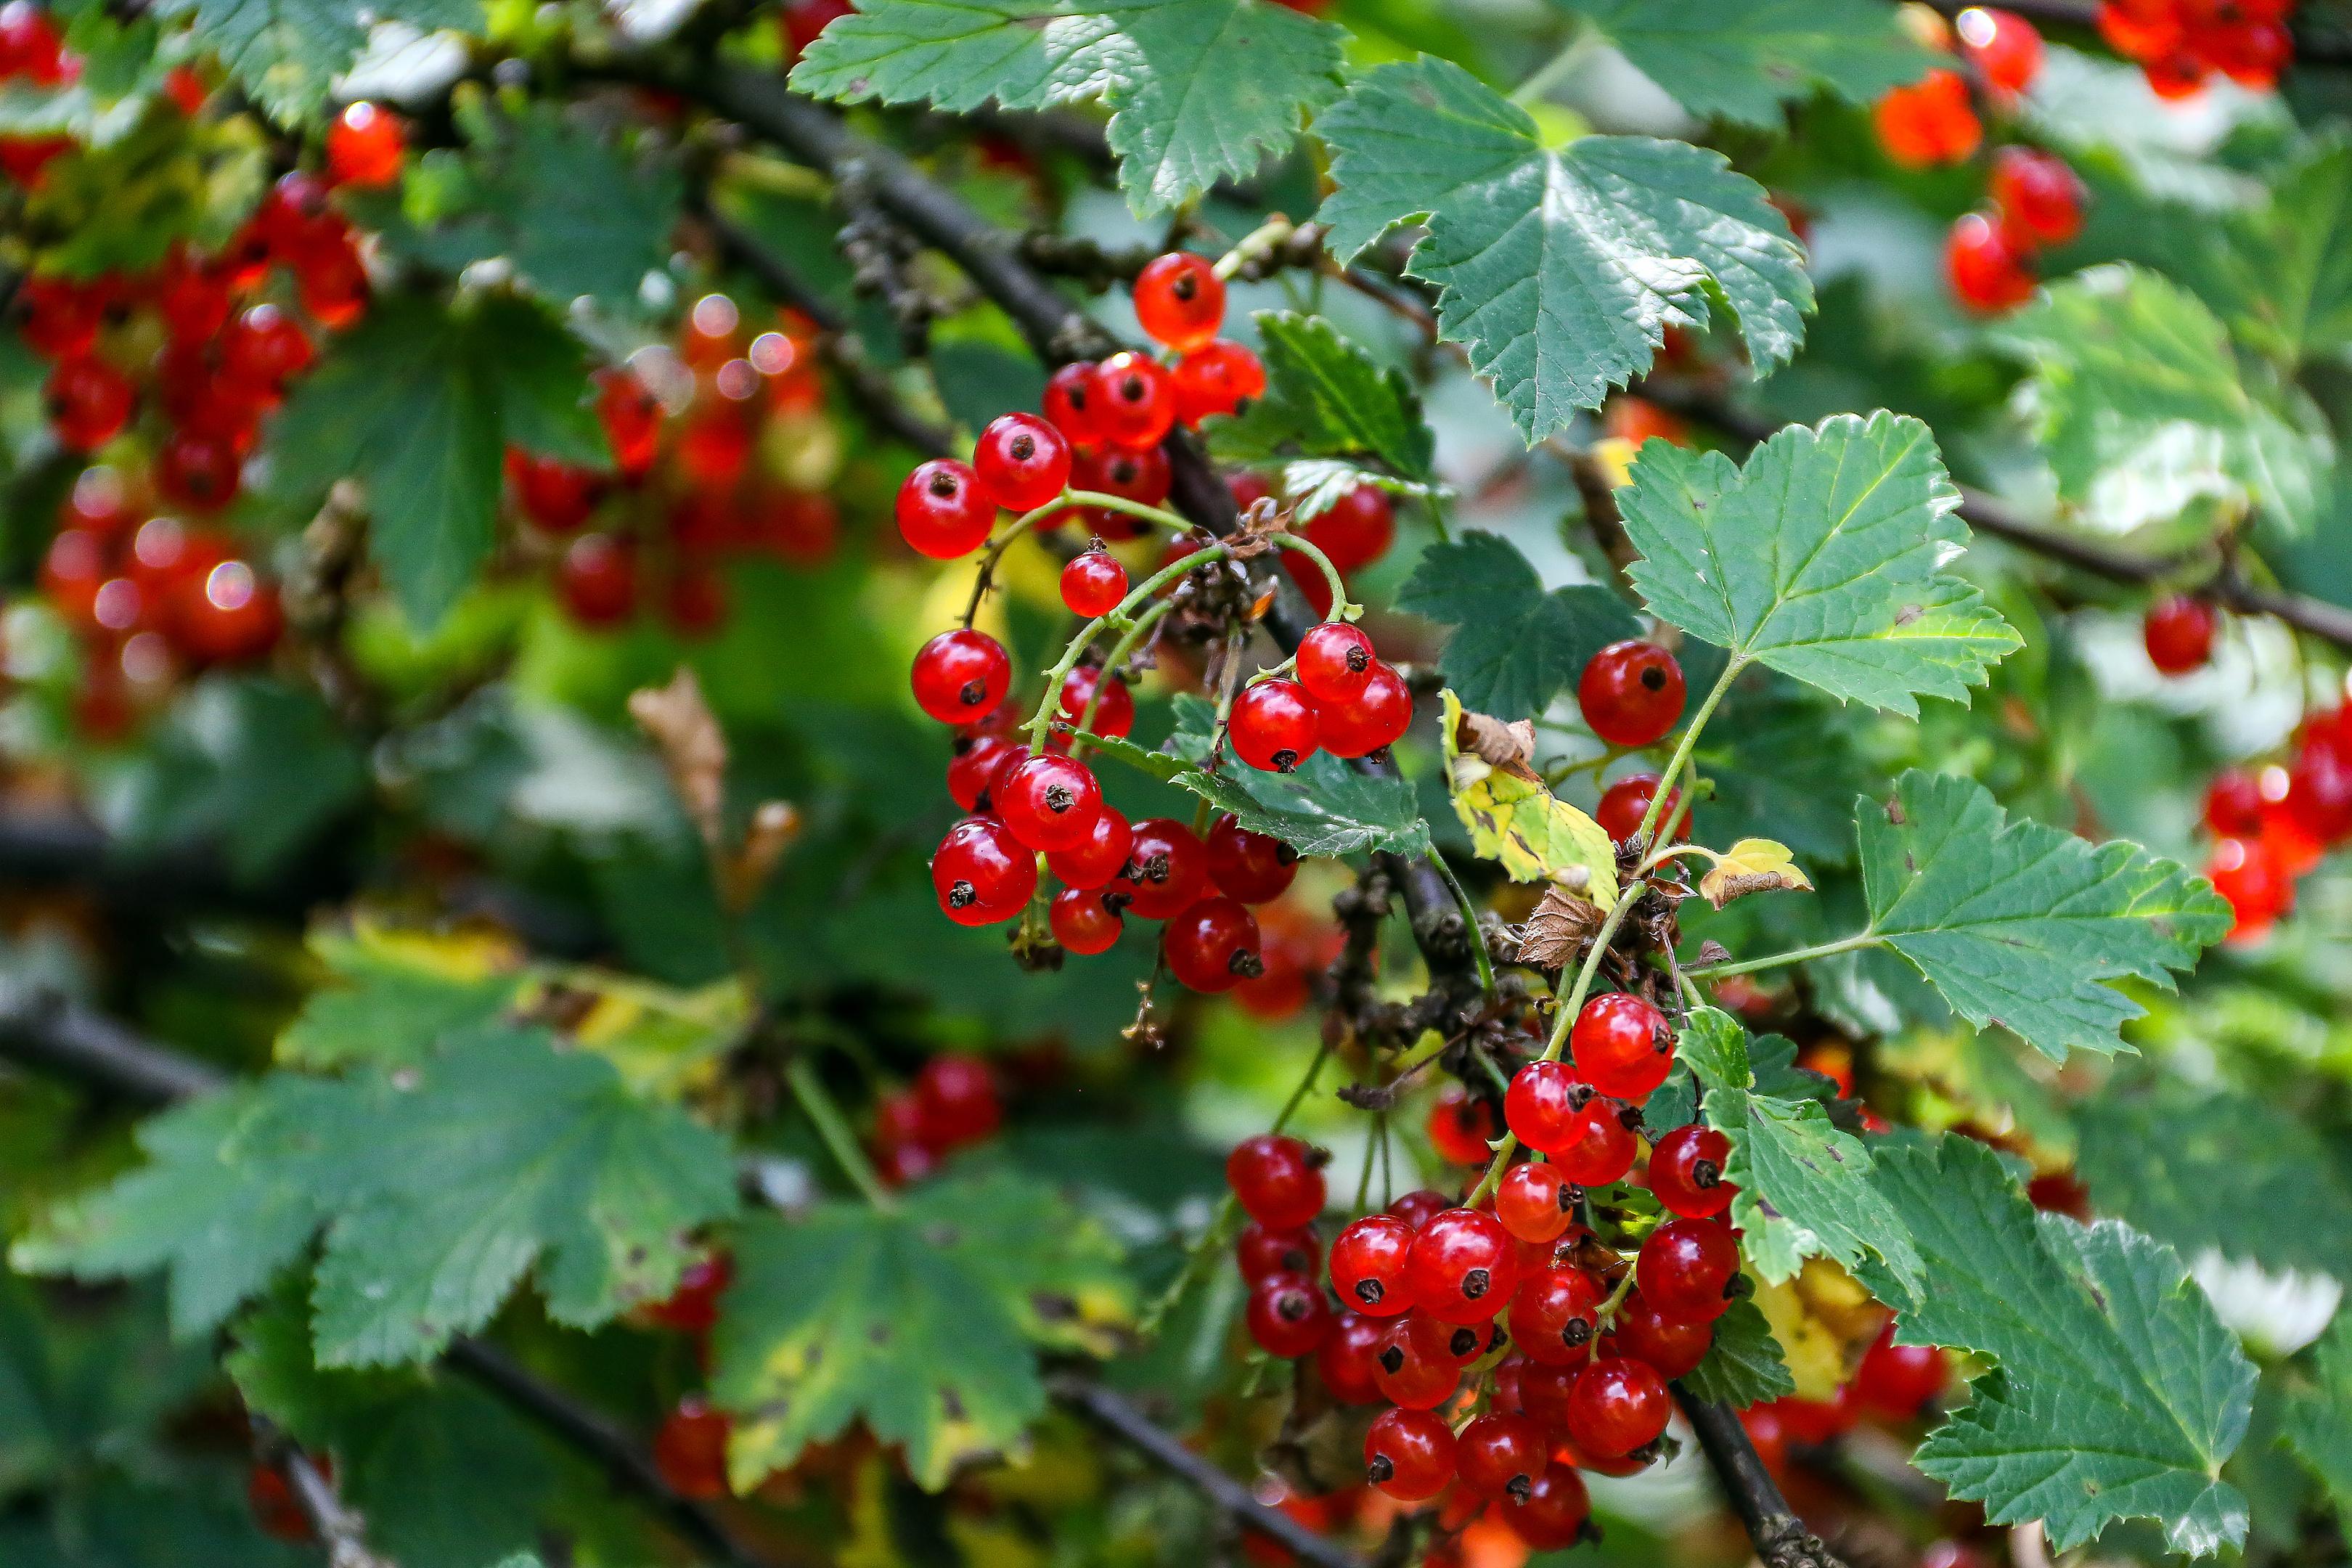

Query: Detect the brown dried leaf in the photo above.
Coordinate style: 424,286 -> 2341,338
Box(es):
1516,884 -> 1604,969
720,799 -> 803,914
629,668 -> 727,852
1697,838 -> 1815,909
1452,707 -> 1541,782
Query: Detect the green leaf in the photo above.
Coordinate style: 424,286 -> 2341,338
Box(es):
1859,1135 -> 2257,1556
277,931 -> 520,1071
1617,412 -> 2020,714
1315,56 -> 1810,444
1208,311 -> 1433,479
2282,1314 -> 2352,1524
1995,264 -> 2336,536
1395,533 -> 1641,720
1855,771 -> 2231,1061
272,294 -> 605,628
791,0 -> 1342,214
1677,1294 -> 1795,1408
2210,141 -> 2352,367
1683,1008 -> 1920,1289
1553,0 -> 1935,128
151,0 -> 481,123
711,1172 -> 1130,1490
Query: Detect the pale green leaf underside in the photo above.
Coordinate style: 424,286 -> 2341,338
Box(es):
152,0 -> 480,123
1618,411 -> 2020,714
1553,0 -> 1935,128
1314,55 -> 1810,444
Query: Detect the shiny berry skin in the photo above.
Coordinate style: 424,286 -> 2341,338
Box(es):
1042,361 -> 1102,446
172,560 -> 282,664
1405,1207 -> 1519,1324
1511,1265 -> 1603,1365
17,276 -> 105,360
1516,1359 -> 1580,1432
1237,1221 -> 1320,1284
1164,895 -> 1264,992
325,100 -> 406,187
910,628 -> 1012,725
509,449 -> 603,532
595,368 -> 663,481
1636,1217 -> 1741,1323
1596,772 -> 1681,844
1295,621 -> 1376,705
1553,1095 -> 1640,1187
1426,1086 -> 1497,1165
1172,339 -> 1265,425
1958,7 -> 2043,91
301,240 -> 374,331
44,358 -> 135,450
973,412 -> 1072,513
1946,212 -> 2037,314
558,534 -> 637,626
2287,733 -> 2352,846
1873,69 -> 1981,168
932,816 -> 1037,924
1050,886 -> 1124,955
1000,752 -> 1105,852
1495,1160 -> 1580,1244
1317,661 -> 1413,759
2203,768 -> 2265,838
155,251 -> 232,343
1045,803 -> 1133,891
221,303 -> 312,386
1055,663 -> 1135,740
1230,679 -> 1320,773
1578,640 -> 1686,748
1090,351 -> 1176,450
1201,814 -> 1297,905
1061,546 -> 1127,617
1499,1463 -> 1593,1549
1505,1060 -> 1585,1156
155,430 -> 241,511
1854,1321 -> 1949,1417
1226,1133 -> 1326,1230
1068,445 -> 1172,539
653,1397 -> 730,1500
1572,992 -> 1675,1102
897,458 -> 997,559
1649,1124 -> 1736,1218
1132,252 -> 1225,351
915,1054 -> 1000,1148
1363,1407 -> 1455,1501
645,1250 -> 734,1334
1456,1413 -> 1548,1503
1118,817 -> 1209,919
1990,147 -> 2083,250
1316,1310 -> 1387,1404
948,735 -> 1014,811
1246,1272 -> 1334,1358
1370,1322 -> 1461,1410
1300,485 -> 1395,573
2144,595 -> 2216,674
1608,1289 -> 1713,1379
1328,1214 -> 1416,1316
1565,1355 -> 1670,1458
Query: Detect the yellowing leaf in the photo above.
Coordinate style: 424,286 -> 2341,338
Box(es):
1698,837 -> 1814,907
1440,690 -> 1619,904
1751,1259 -> 1885,1400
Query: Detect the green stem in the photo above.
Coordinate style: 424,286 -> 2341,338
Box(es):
1684,931 -> 1879,981
785,1058 -> 897,1210
1630,655 -> 1741,850
1508,26 -> 1595,108
1595,1254 -> 1641,1328
1071,599 -> 1174,754
1426,848 -> 1497,996
1271,532 -> 1353,621
1026,543 -> 1237,752
1061,489 -> 1190,535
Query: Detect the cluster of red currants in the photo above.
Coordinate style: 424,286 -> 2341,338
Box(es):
2098,0 -> 2296,97
1227,621 -> 1416,773
542,296 -> 840,638
0,1 -> 211,183
2200,699 -> 2352,940
1741,1318 -> 1953,1469
868,1052 -> 1003,1186
1873,7 -> 2043,172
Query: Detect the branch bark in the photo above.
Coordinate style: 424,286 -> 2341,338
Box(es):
1675,1387 -> 1847,1568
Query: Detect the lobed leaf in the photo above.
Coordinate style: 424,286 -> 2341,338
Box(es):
1209,310 -> 1434,480
1677,1294 -> 1796,1408
1551,0 -> 1935,128
2282,1314 -> 2352,1524
152,0 -> 480,124
1395,533 -> 1640,721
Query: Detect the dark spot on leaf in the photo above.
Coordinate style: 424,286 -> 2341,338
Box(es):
1894,603 -> 1924,626
1032,1292 -> 1077,1320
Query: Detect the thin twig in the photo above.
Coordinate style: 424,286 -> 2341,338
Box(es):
1674,1388 -> 1849,1568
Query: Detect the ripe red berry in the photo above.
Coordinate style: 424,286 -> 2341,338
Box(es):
325,100 -> 406,187
1596,772 -> 1681,844
1553,1094 -> 1640,1187
2144,595 -> 2216,674
17,276 -> 105,360
1226,1133 -> 1326,1230
1957,7 -> 2044,91
155,430 -> 241,511
508,449 -> 603,532
1648,1124 -> 1736,1218
1060,546 -> 1127,617
1042,361 -> 1103,447
897,458 -> 997,559
221,303 -> 312,386
557,533 -> 637,626
2203,768 -> 2265,838
1090,351 -> 1175,450
1171,339 -> 1265,425
1050,886 -> 1124,955
1990,147 -> 2083,248
1045,802 -> 1134,890
1426,1086 -> 1497,1165
973,412 -> 1072,513
2287,732 -> 2352,846
1237,1221 -> 1321,1284
1455,1413 -> 1549,1503
932,815 -> 1037,925
1246,1272 -> 1334,1358
1371,1318 -> 1463,1408
1405,1207 -> 1519,1324
1571,992 -> 1675,1102
1873,69 -> 1981,168
1117,817 -> 1208,919
948,735 -> 1013,811
914,1054 -> 1001,1149
1608,1288 -> 1714,1379
645,1250 -> 734,1334
1316,661 -> 1413,759
1853,1320 -> 1949,1418
1565,1355 -> 1670,1458
595,367 -> 663,481
1316,1310 -> 1387,1404
154,250 -> 232,343
1498,1463 -> 1593,1549
653,1397 -> 730,1500
1295,621 -> 1376,705
779,0 -> 852,58
1495,1160 -> 1580,1244
1364,1407 -> 1455,1501
44,357 -> 135,450
1230,679 -> 1320,772
1510,1265 -> 1603,1365
1506,1061 -> 1583,1157
171,560 -> 282,664
1067,444 -> 1173,539
1946,211 -> 2038,314
1164,895 -> 1265,992
1055,662 -> 1135,740
1329,1214 -> 1416,1316
999,752 -> 1105,852
1636,1217 -> 1741,1323
247,1460 -> 317,1541
1204,813 -> 1299,904
1299,485 -> 1395,574
1579,640 -> 1686,748
910,628 -> 1011,725
1132,252 -> 1225,351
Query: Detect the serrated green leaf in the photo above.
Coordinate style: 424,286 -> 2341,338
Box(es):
1859,1135 -> 2256,1557
712,1172 -> 1130,1490
152,0 -> 480,123
1855,771 -> 2230,1061
791,0 -> 1341,213
1395,533 -> 1641,720
1209,311 -> 1433,478
1677,1294 -> 1795,1408
1437,690 -> 1619,902
1315,56 -> 1809,444
278,931 -> 520,1070
1552,0 -> 1935,128
2210,141 -> 2352,367
1683,1008 -> 1919,1289
1996,264 -> 2336,535
2282,1315 -> 2352,1523
1618,412 -> 2020,714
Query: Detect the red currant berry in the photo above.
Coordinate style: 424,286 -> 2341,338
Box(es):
155,430 -> 241,511
44,357 -> 135,450
1946,211 -> 2038,314
1050,886 -> 1124,955
1958,6 -> 2044,91
1363,1407 -> 1455,1501
1565,1355 -> 1670,1458
1066,445 -> 1173,539
1132,252 -> 1225,352
221,303 -> 313,387
1316,661 -> 1413,759
1990,147 -> 2083,248
595,367 -> 663,481
778,0 -> 852,58
1371,1320 -> 1463,1409
999,752 -> 1105,852
1455,1413 -> 1548,1503
1090,351 -> 1175,450
1246,1272 -> 1334,1358
652,1397 -> 730,1500
1294,623 -> 1375,706
1426,1086 -> 1497,1165
2203,768 -> 2265,838
1171,339 -> 1265,425
1648,1124 -> 1736,1217
2144,595 -> 2216,674
932,816 -> 1037,925
1596,772 -> 1681,844
558,534 -> 637,626
1510,1265 -> 1603,1365
247,1460 -> 317,1541
1299,485 -> 1395,573
1056,661 -> 1135,740
1060,545 -> 1127,618
1226,1133 -> 1326,1230
1873,69 -> 1981,168
1578,640 -> 1686,748
1405,1207 -> 1519,1324
150,250 -> 232,343
910,628 -> 1012,725
1571,991 -> 1675,1103
16,275 -> 105,361
1042,361 -> 1103,447
897,457 -> 997,559
1636,1217 -> 1741,1323
914,1054 -> 1000,1149
2287,733 -> 2352,846
1607,1288 -> 1714,1379
1164,895 -> 1264,992
1504,1060 -> 1584,1156
1117,817 -> 1209,919
1316,1310 -> 1387,1404
1204,812 -> 1299,904
1045,802 -> 1133,890
325,100 -> 406,187
1237,1221 -> 1321,1284
1553,1095 -> 1641,1187
1516,1359 -> 1579,1433
171,560 -> 282,664
1853,1320 -> 1949,1418
1230,679 -> 1320,773
1329,1214 -> 1416,1316
1495,1161 -> 1580,1244
973,412 -> 1072,513
508,449 -> 603,533
1386,1188 -> 1450,1229
1498,1463 -> 1593,1549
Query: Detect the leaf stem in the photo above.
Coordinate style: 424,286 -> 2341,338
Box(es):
1026,542 -> 1238,753
784,1058 -> 897,1210
1071,598 -> 1175,753
1631,654 -> 1741,851
1684,931 -> 1880,981
1425,848 -> 1496,995
1508,25 -> 1596,108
